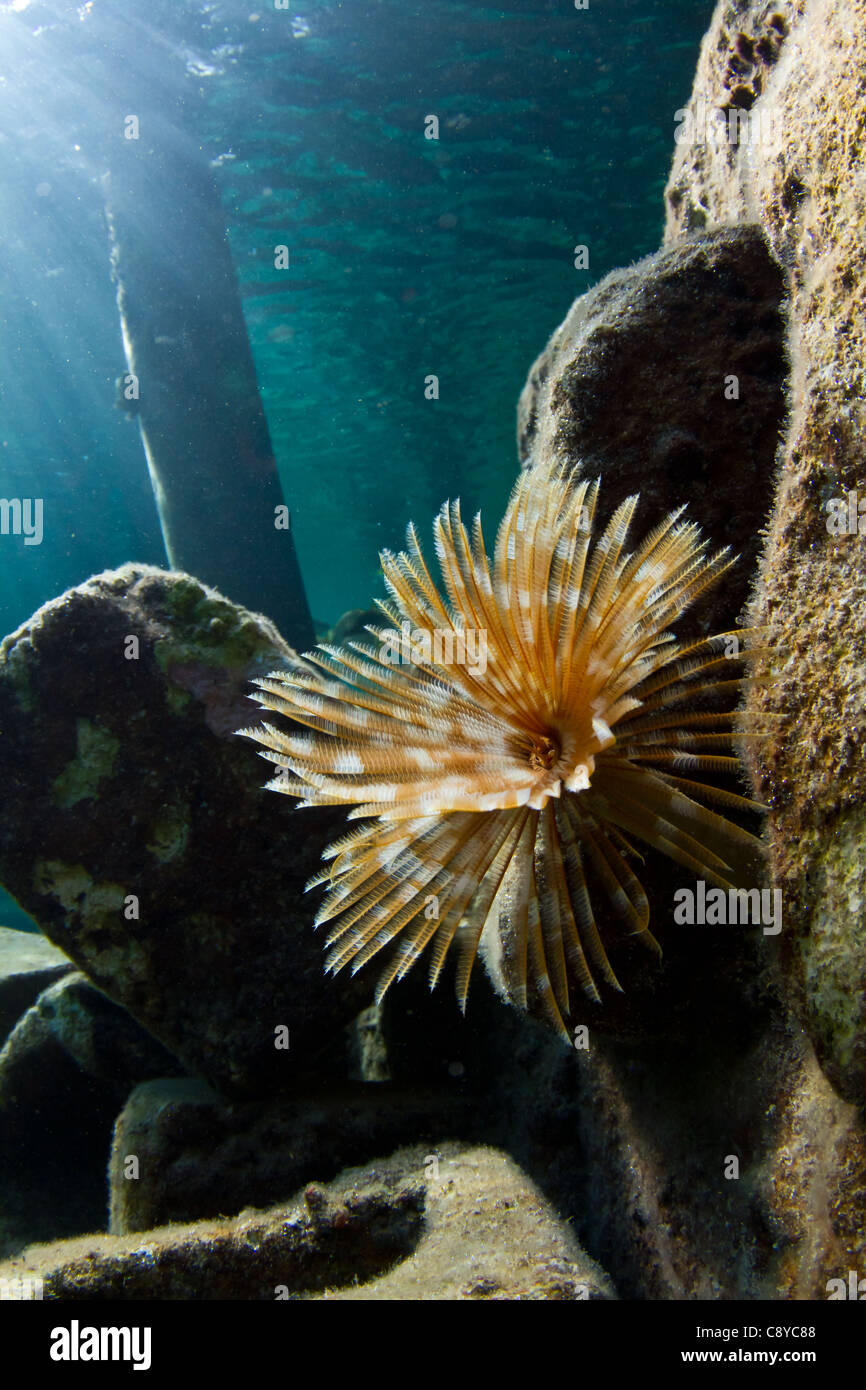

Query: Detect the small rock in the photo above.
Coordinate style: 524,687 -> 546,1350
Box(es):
0,973 -> 183,1256
108,1077 -> 479,1234
0,925 -> 73,1044
307,1144 -> 616,1300
0,1175 -> 424,1300
518,226 -> 787,627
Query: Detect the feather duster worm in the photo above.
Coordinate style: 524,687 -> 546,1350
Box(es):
243,459 -> 768,1038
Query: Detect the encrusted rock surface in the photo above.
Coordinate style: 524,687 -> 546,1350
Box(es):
570,1021 -> 866,1300
0,1143 -> 613,1300
0,1163 -> 425,1300
0,565 -> 375,1099
665,0 -> 866,1103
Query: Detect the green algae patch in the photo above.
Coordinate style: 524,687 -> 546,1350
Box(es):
164,683 -> 193,717
30,861 -> 150,983
146,803 -> 190,864
32,861 -> 126,919
153,584 -> 281,679
52,719 -> 121,809
149,585 -> 292,739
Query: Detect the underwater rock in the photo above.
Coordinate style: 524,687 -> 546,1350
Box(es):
0,972 -> 182,1257
664,2 -> 795,240
0,1168 -> 424,1300
0,972 -> 183,1098
0,565 -> 375,1099
312,1144 -> 616,1301
108,1077 -> 479,1235
665,0 -> 866,1104
1,1142 -> 614,1300
567,1023 -> 866,1300
0,925 -> 73,1045
348,1003 -> 391,1082
326,606 -> 383,646
517,225 -> 787,626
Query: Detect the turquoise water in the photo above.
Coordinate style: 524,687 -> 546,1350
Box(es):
210,0 -> 714,624
0,0 -> 712,932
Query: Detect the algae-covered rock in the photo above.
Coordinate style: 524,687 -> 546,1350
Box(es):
0,1165 -> 424,1300
0,565 -> 375,1098
315,1144 -> 616,1301
664,0 -> 866,1103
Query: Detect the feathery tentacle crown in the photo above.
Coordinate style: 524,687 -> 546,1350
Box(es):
244,458 -> 767,1039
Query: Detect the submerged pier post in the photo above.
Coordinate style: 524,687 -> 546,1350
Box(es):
104,115 -> 314,650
